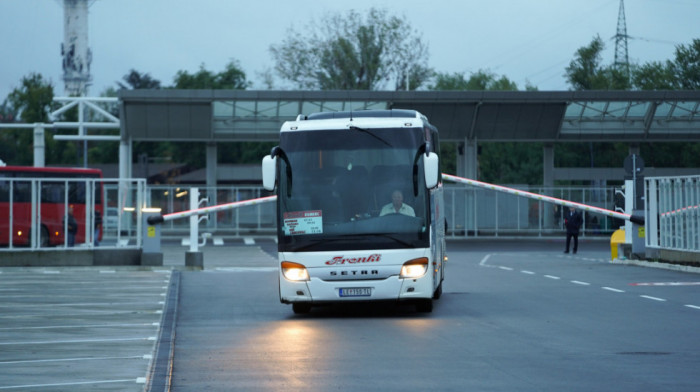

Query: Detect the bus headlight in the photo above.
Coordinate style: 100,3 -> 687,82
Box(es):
281,261 -> 310,282
400,258 -> 429,279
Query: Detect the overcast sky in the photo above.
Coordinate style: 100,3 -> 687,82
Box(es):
1,0 -> 699,100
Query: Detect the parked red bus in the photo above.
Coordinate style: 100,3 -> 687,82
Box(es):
0,166 -> 104,247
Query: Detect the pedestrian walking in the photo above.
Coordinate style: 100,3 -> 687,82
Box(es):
564,206 -> 583,254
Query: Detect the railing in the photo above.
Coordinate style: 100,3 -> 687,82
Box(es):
2,181 -> 627,251
1,178 -> 146,251
135,184 -> 623,239
444,184 -> 622,238
142,185 -> 276,235
646,175 -> 700,253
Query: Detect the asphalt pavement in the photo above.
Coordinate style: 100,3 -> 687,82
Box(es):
1,237 -> 697,391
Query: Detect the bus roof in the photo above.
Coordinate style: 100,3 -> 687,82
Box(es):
0,166 -> 103,176
282,109 -> 432,133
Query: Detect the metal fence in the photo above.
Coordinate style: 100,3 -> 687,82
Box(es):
1,178 -> 146,251
1,181 -> 626,250
142,186 -> 276,235
444,185 -> 621,238
136,184 -> 622,239
646,175 -> 700,252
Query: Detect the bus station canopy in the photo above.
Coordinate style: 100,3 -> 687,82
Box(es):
119,90 -> 700,143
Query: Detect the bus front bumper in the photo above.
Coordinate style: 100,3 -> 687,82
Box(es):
279,274 -> 433,304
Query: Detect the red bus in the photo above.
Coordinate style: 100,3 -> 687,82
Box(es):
0,166 -> 104,247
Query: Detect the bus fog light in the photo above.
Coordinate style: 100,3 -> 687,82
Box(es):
281,261 -> 310,282
400,258 -> 428,279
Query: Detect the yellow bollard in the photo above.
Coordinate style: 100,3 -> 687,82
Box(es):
610,229 -> 626,260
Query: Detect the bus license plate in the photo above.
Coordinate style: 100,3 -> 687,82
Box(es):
339,287 -> 372,297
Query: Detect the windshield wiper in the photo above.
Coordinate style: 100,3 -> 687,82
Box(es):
349,125 -> 392,147
351,233 -> 415,247
292,237 -> 348,252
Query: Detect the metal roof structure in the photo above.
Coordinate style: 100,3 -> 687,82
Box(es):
119,90 -> 700,143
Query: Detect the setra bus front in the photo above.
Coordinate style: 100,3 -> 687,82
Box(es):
262,110 -> 446,313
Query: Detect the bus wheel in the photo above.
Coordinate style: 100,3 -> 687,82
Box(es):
433,283 -> 443,300
292,303 -> 311,314
40,226 -> 49,248
416,300 -> 433,313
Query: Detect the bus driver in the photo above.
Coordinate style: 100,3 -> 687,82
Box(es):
380,190 -> 415,217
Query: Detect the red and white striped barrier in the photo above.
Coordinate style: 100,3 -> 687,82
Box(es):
442,173 -> 644,225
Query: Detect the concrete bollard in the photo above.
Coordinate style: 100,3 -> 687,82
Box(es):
185,251 -> 203,269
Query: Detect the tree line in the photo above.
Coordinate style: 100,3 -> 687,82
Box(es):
1,8 -> 698,185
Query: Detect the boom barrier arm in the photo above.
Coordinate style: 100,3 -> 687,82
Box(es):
146,195 -> 277,225
442,173 -> 645,225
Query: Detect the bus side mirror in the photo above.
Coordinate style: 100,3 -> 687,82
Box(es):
262,155 -> 277,191
424,152 -> 439,189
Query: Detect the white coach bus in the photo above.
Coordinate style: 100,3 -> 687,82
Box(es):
262,109 -> 446,313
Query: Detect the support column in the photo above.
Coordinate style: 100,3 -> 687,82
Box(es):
458,138 -> 478,180
205,143 -> 217,226
543,143 -> 555,228
119,139 -> 131,180
206,143 -> 217,188
543,143 -> 554,187
33,124 -> 45,167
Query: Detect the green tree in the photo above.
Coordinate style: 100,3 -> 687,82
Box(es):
270,8 -> 431,90
172,61 -> 249,89
0,74 -> 62,165
669,38 -> 700,90
431,70 -> 519,91
7,73 -> 54,123
565,35 -> 630,90
117,69 -> 161,90
631,61 -> 676,90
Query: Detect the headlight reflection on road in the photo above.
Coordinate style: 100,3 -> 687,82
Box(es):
235,321 -> 330,390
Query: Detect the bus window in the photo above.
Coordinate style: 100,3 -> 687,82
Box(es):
12,181 -> 31,203
0,180 -> 9,202
41,183 -> 65,203
68,181 -> 86,204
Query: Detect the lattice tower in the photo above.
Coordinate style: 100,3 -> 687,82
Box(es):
613,0 -> 630,79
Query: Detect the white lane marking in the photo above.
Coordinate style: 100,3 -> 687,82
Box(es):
136,377 -> 146,384
544,275 -> 560,280
521,270 -> 535,275
684,305 -> 700,310
0,301 -> 164,309
99,270 -> 116,274
571,280 -> 591,286
0,355 -> 145,365
0,337 -> 154,346
42,270 -> 60,274
499,266 -> 513,271
479,254 -> 492,267
1,309 -> 164,318
631,282 -> 700,286
640,295 -> 666,302
0,379 -> 138,390
0,323 -> 156,331
603,287 -> 625,293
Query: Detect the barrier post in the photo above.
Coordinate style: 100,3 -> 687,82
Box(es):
185,187 -> 203,269
142,207 -> 163,266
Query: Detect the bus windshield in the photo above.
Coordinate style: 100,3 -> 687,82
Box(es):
277,127 -> 430,252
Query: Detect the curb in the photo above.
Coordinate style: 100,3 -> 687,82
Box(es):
611,258 -> 700,274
